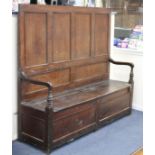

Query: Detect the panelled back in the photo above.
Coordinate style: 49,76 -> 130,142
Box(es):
19,5 -> 111,100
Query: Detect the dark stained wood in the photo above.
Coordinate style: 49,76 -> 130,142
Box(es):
19,5 -> 110,100
109,58 -> 134,84
18,5 -> 134,153
24,13 -> 47,67
97,91 -> 130,123
21,80 -> 130,112
109,58 -> 134,108
19,71 -> 53,106
52,13 -> 71,62
73,13 -> 91,59
72,63 -> 108,81
53,106 -> 95,139
95,14 -> 109,56
21,114 -> 46,141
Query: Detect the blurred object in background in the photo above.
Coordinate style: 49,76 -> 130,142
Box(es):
30,0 -> 37,4
128,25 -> 143,50
114,25 -> 143,50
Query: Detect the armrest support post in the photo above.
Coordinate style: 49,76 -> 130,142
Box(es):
19,70 -> 53,109
109,58 -> 134,84
129,67 -> 134,84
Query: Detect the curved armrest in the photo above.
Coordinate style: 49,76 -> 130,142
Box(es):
109,58 -> 134,68
19,70 -> 53,107
109,58 -> 134,84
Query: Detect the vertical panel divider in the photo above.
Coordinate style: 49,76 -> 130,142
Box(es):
70,12 -> 76,82
71,12 -> 75,60
107,14 -> 111,79
91,13 -> 95,58
47,12 -> 53,64
19,12 -> 26,69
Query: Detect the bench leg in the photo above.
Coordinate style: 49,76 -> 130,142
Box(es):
45,107 -> 53,155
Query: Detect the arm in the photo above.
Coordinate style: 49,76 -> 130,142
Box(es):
19,70 -> 53,107
109,58 -> 134,84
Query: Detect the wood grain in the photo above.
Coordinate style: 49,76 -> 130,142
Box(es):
19,6 -> 110,100
25,13 -> 47,67
132,148 -> 143,155
18,5 -> 133,154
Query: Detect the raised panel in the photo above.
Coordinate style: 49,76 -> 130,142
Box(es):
73,63 -> 108,81
52,13 -> 71,62
53,106 -> 95,139
23,69 -> 70,94
95,14 -> 109,56
20,6 -> 111,100
74,14 -> 91,59
98,90 -> 130,121
22,114 -> 45,141
53,103 -> 94,121
25,13 -> 47,67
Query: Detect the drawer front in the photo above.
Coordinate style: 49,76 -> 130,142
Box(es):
98,89 -> 130,121
53,106 -> 95,140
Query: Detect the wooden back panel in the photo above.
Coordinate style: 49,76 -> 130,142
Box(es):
19,5 -> 111,100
